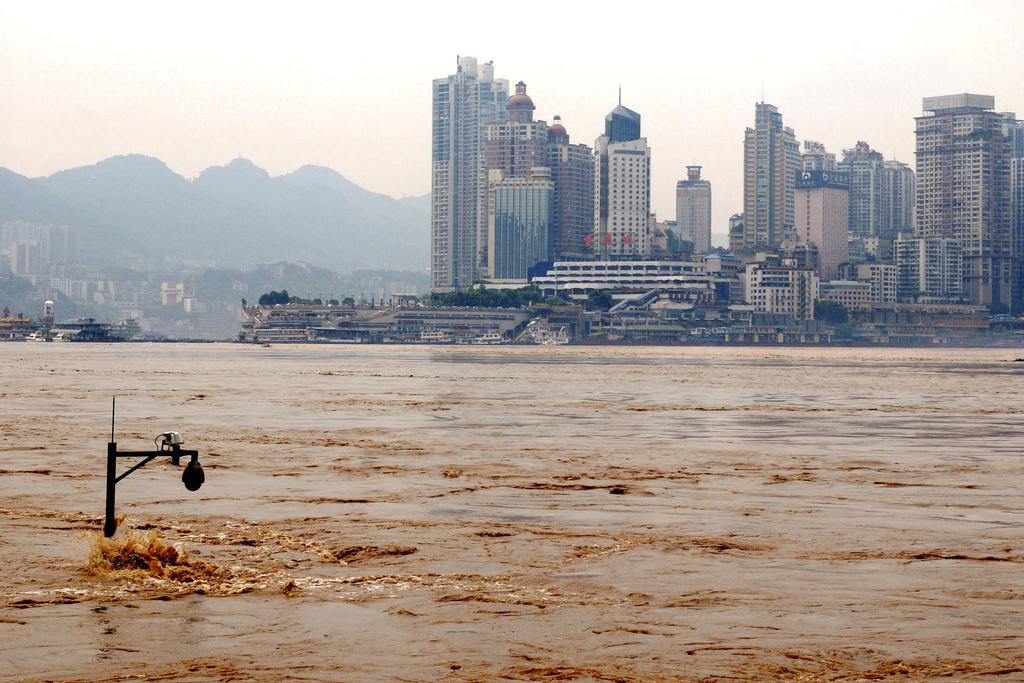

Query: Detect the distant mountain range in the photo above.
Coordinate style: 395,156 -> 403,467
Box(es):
0,155 -> 429,271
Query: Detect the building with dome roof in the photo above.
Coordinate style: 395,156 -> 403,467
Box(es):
507,81 -> 536,123
485,82 -> 549,181
483,82 -> 554,279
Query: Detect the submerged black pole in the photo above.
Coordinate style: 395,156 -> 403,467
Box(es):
104,397 -> 117,537
104,441 -> 117,537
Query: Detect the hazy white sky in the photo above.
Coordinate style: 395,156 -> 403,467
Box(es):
2,0 -> 1022,242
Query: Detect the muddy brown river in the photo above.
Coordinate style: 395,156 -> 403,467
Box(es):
1,343 -> 1023,681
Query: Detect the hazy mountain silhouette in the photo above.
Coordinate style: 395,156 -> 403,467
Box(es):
0,155 -> 428,271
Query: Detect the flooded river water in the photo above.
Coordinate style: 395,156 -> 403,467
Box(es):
1,343 -> 1023,681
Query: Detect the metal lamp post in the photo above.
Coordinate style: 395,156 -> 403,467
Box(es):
103,397 -> 205,537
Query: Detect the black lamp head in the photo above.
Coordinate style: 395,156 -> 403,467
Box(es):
182,460 -> 205,491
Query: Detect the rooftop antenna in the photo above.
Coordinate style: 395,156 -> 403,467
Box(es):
761,82 -> 765,103
618,85 -> 622,106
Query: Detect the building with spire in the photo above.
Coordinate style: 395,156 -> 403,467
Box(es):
594,93 -> 651,258
740,102 -> 800,253
430,56 -> 508,292
675,166 -> 712,254
605,89 -> 641,143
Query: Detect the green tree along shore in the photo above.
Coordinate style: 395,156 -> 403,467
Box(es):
426,286 -> 568,309
814,300 -> 848,325
257,290 -> 341,306
254,285 -> 571,310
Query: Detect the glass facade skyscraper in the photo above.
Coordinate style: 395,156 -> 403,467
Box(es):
487,168 -> 553,280
604,102 -> 641,144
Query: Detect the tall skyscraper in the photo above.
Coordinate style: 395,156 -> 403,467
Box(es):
915,94 -> 1014,307
1,221 -> 79,276
794,170 -> 849,280
1003,112 -> 1024,157
883,160 -> 915,237
594,97 -> 651,258
837,141 -> 886,240
482,81 -> 549,272
675,166 -> 712,254
1005,114 -> 1024,305
485,82 -> 549,180
431,57 -> 508,292
547,116 -> 595,260
487,168 -> 554,280
740,102 -> 800,252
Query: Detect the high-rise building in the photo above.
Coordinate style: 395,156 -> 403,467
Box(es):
835,142 -> 913,242
13,241 -> 40,276
794,170 -> 849,280
487,168 -> 553,280
1,221 -> 79,276
915,94 -> 1014,307
802,141 -> 836,171
431,57 -> 508,292
883,160 -> 915,237
1013,157 -> 1024,304
837,141 -> 886,240
547,116 -> 595,260
485,82 -> 549,180
895,237 -> 964,302
483,81 -> 549,273
1005,113 -> 1024,306
1003,112 -> 1024,157
740,102 -> 800,252
594,97 -> 651,258
675,166 -> 712,254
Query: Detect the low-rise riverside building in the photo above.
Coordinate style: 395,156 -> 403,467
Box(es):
531,259 -> 738,302
239,303 -> 531,344
819,280 -> 873,310
855,263 -> 898,304
895,237 -> 964,303
744,263 -> 819,320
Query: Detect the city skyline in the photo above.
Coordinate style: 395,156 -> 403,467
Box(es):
4,1 -> 1024,246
